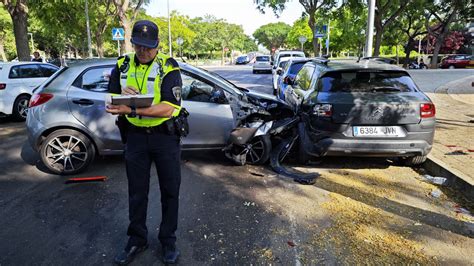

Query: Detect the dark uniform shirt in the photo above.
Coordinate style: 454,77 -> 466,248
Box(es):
108,55 -> 182,107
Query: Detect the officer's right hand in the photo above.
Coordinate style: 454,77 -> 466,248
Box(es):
122,86 -> 139,95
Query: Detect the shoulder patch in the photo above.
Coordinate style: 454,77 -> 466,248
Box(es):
165,58 -> 179,68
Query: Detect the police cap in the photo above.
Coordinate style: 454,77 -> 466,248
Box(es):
131,20 -> 159,48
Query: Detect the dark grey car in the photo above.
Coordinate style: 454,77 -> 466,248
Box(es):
284,59 -> 435,165
26,60 -> 286,175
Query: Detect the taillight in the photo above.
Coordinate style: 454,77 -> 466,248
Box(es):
29,93 -> 53,107
420,103 -> 435,118
0,83 -> 6,90
313,104 -> 333,117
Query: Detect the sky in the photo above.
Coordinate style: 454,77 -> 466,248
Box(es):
146,0 -> 305,36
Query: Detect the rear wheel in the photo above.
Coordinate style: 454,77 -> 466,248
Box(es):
40,129 -> 95,175
448,65 -> 455,69
402,155 -> 427,166
11,94 -> 30,121
246,135 -> 271,165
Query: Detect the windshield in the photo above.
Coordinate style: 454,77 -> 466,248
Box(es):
318,71 -> 418,93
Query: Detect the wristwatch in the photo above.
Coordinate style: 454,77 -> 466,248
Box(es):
128,106 -> 137,118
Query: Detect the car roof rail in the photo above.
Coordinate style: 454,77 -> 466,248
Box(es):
311,57 -> 330,65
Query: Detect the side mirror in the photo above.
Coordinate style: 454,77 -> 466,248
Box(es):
270,62 -> 274,66
276,69 -> 282,75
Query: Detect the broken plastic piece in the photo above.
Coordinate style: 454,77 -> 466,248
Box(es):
422,175 -> 447,185
430,188 -> 442,198
66,176 -> 107,183
287,241 -> 296,247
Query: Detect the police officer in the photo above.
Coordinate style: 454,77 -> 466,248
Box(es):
106,20 -> 182,265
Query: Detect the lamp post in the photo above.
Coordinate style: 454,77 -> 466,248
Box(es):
85,0 -> 93,58
176,37 -> 183,58
298,36 -> 307,52
27,32 -> 34,52
167,0 -> 172,56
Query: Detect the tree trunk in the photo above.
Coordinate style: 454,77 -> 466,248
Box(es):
95,32 -> 104,58
403,40 -> 414,68
221,46 -> 225,65
6,0 -> 30,61
0,41 -> 7,61
307,12 -> 319,56
373,23 -> 383,57
430,38 -> 443,69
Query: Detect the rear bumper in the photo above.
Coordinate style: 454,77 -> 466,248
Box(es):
314,138 -> 432,157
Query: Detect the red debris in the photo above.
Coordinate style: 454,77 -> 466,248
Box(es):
66,176 -> 107,183
467,149 -> 474,153
287,240 -> 296,247
445,145 -> 457,148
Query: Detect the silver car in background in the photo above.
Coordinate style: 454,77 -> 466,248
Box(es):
27,60 -> 285,175
252,55 -> 272,74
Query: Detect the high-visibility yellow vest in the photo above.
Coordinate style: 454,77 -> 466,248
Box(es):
117,52 -> 181,127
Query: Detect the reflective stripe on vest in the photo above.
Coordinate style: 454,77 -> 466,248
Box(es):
117,53 -> 181,127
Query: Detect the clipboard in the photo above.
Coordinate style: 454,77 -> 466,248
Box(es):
106,94 -> 154,108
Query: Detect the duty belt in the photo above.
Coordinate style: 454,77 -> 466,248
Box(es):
127,123 -> 168,134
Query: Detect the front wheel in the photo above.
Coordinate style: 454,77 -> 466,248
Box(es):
246,135 -> 271,165
40,129 -> 95,175
448,65 -> 455,69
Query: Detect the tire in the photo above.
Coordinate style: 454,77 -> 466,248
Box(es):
246,135 -> 271,165
40,129 -> 95,175
11,94 -> 30,121
252,70 -> 257,74
448,65 -> 455,69
402,155 -> 427,166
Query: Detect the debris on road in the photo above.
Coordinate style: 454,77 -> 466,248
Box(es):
420,174 -> 447,185
429,188 -> 443,199
287,240 -> 296,247
65,176 -> 107,183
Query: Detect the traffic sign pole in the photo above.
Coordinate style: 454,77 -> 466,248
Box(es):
117,40 -> 120,56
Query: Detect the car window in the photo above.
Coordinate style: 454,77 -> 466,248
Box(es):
279,61 -> 288,68
39,65 -> 58,77
288,62 -> 305,75
256,56 -> 270,62
294,65 -> 315,91
318,71 -> 417,93
455,55 -> 465,60
79,66 -> 114,92
181,72 -> 227,104
9,64 -> 44,79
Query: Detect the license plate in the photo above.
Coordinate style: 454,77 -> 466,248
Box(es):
353,126 -> 405,137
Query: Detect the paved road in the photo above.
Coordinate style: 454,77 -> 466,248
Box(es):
0,66 -> 473,265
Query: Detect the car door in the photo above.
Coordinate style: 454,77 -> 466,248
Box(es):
67,65 -> 122,151
180,70 -> 235,148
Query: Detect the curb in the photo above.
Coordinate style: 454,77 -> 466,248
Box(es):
423,156 -> 474,199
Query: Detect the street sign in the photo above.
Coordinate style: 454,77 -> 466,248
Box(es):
298,36 -> 307,44
112,28 -> 125,41
314,25 -> 327,38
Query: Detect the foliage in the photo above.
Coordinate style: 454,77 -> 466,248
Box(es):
253,22 -> 291,51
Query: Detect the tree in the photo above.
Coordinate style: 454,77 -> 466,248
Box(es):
253,22 -> 291,52
90,0 -> 117,58
286,17 -> 312,52
425,0 -> 471,68
372,0 -> 409,57
254,0 -> 337,55
0,4 -> 14,61
2,0 -> 30,61
392,0 -> 428,67
111,0 -> 147,53
329,3 -> 367,56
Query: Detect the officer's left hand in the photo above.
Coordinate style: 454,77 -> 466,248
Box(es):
106,104 -> 131,115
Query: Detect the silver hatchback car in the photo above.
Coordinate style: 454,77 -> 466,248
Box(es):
27,60 -> 285,175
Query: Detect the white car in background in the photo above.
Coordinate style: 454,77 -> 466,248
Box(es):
272,57 -> 292,92
0,62 -> 59,121
272,50 -> 305,75
252,55 -> 272,74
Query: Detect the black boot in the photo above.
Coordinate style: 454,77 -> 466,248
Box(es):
114,244 -> 148,265
162,245 -> 180,264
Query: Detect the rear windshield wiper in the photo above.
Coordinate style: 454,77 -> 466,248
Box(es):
371,86 -> 401,92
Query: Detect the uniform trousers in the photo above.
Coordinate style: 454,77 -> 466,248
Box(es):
124,129 -> 181,249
